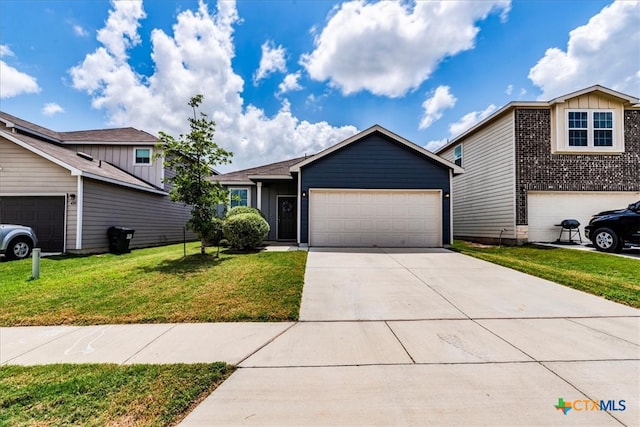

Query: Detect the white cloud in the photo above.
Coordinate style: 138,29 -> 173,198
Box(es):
0,44 -> 40,98
424,138 -> 448,153
529,0 -> 640,99
42,103 -> 64,116
253,40 -> 287,85
0,44 -> 14,57
301,0 -> 511,97
73,24 -> 89,37
278,71 -> 302,95
448,104 -> 498,137
69,0 -> 356,172
419,85 -> 456,130
505,84 -> 513,95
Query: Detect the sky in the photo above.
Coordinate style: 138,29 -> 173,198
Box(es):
1,0 -> 639,173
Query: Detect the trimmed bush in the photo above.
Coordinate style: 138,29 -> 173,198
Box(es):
208,217 -> 225,246
226,206 -> 264,218
223,213 -> 270,250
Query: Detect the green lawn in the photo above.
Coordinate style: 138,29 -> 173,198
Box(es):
0,363 -> 234,426
451,241 -> 640,308
0,242 -> 307,326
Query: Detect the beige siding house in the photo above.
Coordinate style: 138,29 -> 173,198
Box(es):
0,111 -> 195,253
437,85 -> 640,245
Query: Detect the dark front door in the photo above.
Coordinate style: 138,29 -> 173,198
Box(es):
277,196 -> 297,240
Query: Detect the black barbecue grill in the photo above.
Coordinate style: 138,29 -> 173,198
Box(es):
555,219 -> 582,244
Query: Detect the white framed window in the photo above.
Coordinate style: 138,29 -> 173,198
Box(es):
229,188 -> 250,208
453,144 -> 462,166
134,147 -> 152,165
566,110 -> 614,149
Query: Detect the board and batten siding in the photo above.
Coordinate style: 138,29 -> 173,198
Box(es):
441,112 -> 516,240
299,132 -> 452,244
0,137 -> 78,249
71,144 -> 164,188
81,179 -> 194,252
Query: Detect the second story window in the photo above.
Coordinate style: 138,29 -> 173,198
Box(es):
134,148 -> 152,165
453,144 -> 462,166
567,110 -> 614,148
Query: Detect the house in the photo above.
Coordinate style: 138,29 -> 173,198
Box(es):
213,125 -> 463,247
0,111 -> 196,253
436,85 -> 640,245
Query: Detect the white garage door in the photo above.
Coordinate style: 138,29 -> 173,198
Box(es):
309,189 -> 442,247
528,191 -> 640,242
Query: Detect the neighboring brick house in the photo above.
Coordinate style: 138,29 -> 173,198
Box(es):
0,111 -> 197,253
436,85 -> 640,244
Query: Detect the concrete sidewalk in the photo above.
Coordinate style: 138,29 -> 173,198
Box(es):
2,248 -> 639,426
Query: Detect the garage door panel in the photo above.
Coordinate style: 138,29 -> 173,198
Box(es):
309,189 -> 441,247
528,192 -> 640,243
0,196 -> 65,252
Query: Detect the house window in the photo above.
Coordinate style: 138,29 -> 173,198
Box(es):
566,110 -> 614,148
453,144 -> 462,166
229,188 -> 249,208
134,148 -> 152,165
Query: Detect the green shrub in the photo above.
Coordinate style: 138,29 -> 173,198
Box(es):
223,213 -> 270,250
226,206 -> 264,218
218,238 -> 230,247
208,217 -> 225,246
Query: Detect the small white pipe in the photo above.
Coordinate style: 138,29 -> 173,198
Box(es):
32,248 -> 41,279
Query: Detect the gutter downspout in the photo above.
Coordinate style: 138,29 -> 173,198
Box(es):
75,176 -> 83,250
256,181 -> 262,211
296,171 -> 302,245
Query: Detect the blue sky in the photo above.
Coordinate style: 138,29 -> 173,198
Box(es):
1,0 -> 638,172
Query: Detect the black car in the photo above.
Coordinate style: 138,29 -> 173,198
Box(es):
585,201 -> 640,252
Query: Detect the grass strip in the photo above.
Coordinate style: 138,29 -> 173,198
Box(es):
0,363 -> 234,426
0,242 -> 307,326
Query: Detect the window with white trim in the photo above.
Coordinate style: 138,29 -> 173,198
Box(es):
453,144 -> 462,166
229,188 -> 250,208
134,148 -> 152,165
567,110 -> 614,148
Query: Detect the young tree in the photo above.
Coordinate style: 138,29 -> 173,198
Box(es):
157,95 -> 232,254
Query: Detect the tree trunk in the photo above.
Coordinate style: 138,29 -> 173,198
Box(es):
200,237 -> 207,255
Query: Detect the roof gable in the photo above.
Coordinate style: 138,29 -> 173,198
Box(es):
549,85 -> 640,106
435,85 -> 640,154
290,125 -> 463,174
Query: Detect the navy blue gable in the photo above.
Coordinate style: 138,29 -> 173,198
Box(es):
299,131 -> 452,244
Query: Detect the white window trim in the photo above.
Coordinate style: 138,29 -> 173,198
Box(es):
563,109 -> 618,152
133,147 -> 153,166
229,187 -> 251,208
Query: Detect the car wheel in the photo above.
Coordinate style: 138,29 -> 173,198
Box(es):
592,228 -> 620,253
6,237 -> 33,260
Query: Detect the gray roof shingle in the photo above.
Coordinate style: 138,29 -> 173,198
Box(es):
212,156 -> 309,183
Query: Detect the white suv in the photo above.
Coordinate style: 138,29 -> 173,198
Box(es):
0,224 -> 38,260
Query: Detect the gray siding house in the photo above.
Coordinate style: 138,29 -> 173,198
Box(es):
0,111 -> 195,253
214,125 -> 463,247
436,85 -> 640,245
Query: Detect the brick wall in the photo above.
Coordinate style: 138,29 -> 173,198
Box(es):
515,109 -> 640,225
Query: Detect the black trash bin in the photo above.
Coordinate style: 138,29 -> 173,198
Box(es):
107,226 -> 135,254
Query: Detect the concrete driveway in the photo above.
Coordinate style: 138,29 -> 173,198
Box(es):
182,247 -> 640,426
